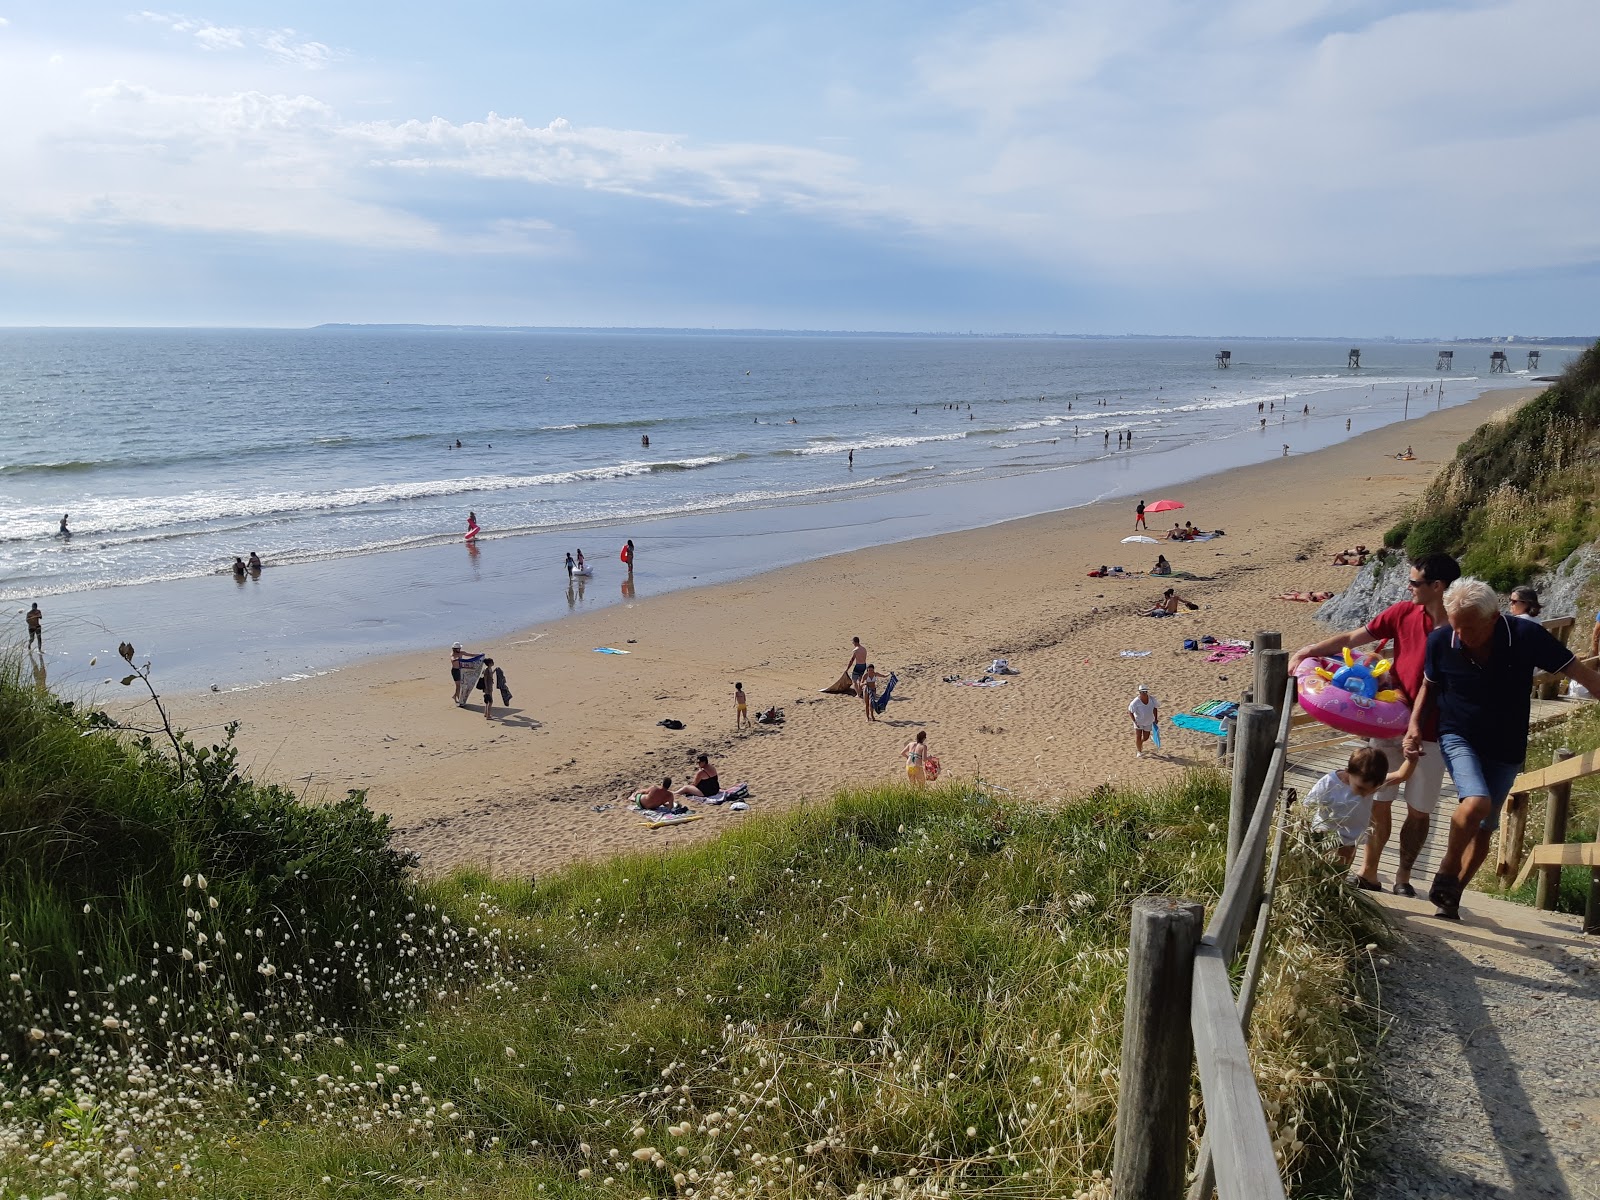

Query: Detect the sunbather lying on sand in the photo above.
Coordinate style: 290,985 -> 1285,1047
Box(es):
1275,590 -> 1334,602
1330,545 -> 1368,565
622,778 -> 681,811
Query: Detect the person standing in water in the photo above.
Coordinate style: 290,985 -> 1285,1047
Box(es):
58,514 -> 70,538
565,552 -> 575,578
621,539 -> 635,574
25,603 -> 42,651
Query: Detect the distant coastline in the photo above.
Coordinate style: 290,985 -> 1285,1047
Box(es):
309,324 -> 1600,345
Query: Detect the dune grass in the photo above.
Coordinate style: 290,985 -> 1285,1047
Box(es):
0,664 -> 1386,1199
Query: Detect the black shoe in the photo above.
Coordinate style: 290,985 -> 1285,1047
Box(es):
1427,873 -> 1452,906
1392,882 -> 1417,899
1432,898 -> 1462,921
1348,875 -> 1382,892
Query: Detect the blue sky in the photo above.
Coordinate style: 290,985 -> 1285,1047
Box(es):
0,0 -> 1596,334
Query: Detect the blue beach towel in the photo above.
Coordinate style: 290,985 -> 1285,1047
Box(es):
593,647 -> 630,655
1171,713 -> 1227,737
873,671 -> 898,714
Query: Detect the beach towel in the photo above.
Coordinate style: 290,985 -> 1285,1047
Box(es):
454,653 -> 485,706
642,812 -> 704,828
703,782 -> 750,806
873,671 -> 899,713
1191,700 -> 1239,719
494,667 -> 512,705
594,647 -> 629,655
1205,644 -> 1252,664
1171,713 -> 1228,737
1119,650 -> 1152,658
955,678 -> 1008,688
820,670 -> 856,694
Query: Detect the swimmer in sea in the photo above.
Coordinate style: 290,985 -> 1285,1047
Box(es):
58,514 -> 70,538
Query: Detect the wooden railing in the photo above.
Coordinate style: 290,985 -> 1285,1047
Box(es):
1497,745 -> 1600,932
1112,667 -> 1299,1200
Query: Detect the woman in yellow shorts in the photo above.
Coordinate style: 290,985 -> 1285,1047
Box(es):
902,730 -> 930,785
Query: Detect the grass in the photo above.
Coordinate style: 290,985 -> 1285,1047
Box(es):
1488,703 -> 1600,913
0,664 -> 1389,1199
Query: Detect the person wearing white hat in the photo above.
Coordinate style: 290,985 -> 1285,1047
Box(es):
450,642 -> 465,701
1128,684 -> 1159,759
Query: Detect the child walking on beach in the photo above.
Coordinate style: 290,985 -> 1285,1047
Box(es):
734,682 -> 750,731
861,664 -> 880,722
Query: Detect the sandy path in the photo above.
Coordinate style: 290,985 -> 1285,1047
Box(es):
1365,889 -> 1600,1197
158,388 -> 1537,878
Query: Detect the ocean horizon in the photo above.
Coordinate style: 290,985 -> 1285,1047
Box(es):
2,330 -> 1574,691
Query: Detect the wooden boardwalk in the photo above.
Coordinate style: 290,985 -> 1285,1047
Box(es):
1283,696 -> 1588,885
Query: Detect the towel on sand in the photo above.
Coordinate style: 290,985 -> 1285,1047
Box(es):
821,670 -> 856,694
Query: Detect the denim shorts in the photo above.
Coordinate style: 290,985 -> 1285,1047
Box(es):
1439,733 -> 1522,832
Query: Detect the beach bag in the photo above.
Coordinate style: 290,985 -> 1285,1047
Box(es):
924,756 -> 941,782
1183,639 -> 1198,651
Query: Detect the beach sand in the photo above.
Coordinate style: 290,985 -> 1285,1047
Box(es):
160,387 -> 1537,878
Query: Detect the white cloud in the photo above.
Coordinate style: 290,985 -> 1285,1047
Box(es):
900,0 -> 1600,279
134,11 -> 336,69
2,0 -> 1598,297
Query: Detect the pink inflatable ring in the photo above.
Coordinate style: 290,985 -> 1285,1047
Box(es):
1293,649 -> 1411,740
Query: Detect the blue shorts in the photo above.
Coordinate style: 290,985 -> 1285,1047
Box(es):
1439,733 -> 1521,832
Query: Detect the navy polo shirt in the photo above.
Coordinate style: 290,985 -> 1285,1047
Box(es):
1423,616 -> 1574,765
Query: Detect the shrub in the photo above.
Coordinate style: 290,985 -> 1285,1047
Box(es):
1383,520 -> 1412,550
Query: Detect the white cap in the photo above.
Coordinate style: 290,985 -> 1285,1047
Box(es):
451,642 -> 462,650
1137,683 -> 1150,693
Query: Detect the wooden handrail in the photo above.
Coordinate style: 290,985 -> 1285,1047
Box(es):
1114,665 -> 1301,1200
1509,748 -> 1600,793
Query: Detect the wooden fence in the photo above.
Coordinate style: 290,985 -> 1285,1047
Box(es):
1112,665 -> 1299,1200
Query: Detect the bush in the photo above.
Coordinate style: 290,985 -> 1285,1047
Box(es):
0,663 -> 480,1068
1383,520 -> 1412,550
1402,515 -> 1456,559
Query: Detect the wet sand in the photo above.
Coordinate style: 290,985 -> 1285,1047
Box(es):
154,387 -> 1536,878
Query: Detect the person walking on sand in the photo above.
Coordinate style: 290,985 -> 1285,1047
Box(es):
25,602 -> 42,651
1409,578 -> 1600,919
861,664 -> 880,722
1289,551 -> 1459,898
1134,500 -> 1147,530
902,730 -> 930,785
848,636 -> 868,692
478,656 -> 498,721
1129,684 -> 1159,758
734,682 -> 750,731
449,642 -> 468,702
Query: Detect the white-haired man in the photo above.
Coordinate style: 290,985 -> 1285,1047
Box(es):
1408,578 -> 1600,919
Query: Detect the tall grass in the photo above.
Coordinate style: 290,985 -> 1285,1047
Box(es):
0,688 -> 1388,1200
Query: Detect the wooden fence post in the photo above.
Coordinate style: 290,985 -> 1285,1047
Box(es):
1496,792 -> 1529,884
1586,805 -> 1600,934
1228,704 -> 1276,871
1537,747 -> 1574,910
1254,649 -> 1289,725
1113,897 -> 1204,1200
1254,631 -> 1282,653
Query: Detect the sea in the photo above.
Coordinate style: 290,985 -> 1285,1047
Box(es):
0,329 -> 1574,691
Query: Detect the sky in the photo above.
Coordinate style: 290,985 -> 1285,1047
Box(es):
0,0 -> 1596,335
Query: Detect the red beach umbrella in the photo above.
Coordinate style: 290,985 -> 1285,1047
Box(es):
1146,499 -> 1185,513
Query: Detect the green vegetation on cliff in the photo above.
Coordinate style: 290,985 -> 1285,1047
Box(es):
1385,339 -> 1600,590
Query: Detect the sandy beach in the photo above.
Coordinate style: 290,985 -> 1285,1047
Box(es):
157,386 -> 1539,877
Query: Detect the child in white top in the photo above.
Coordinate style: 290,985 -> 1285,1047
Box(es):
1303,746 -> 1399,867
